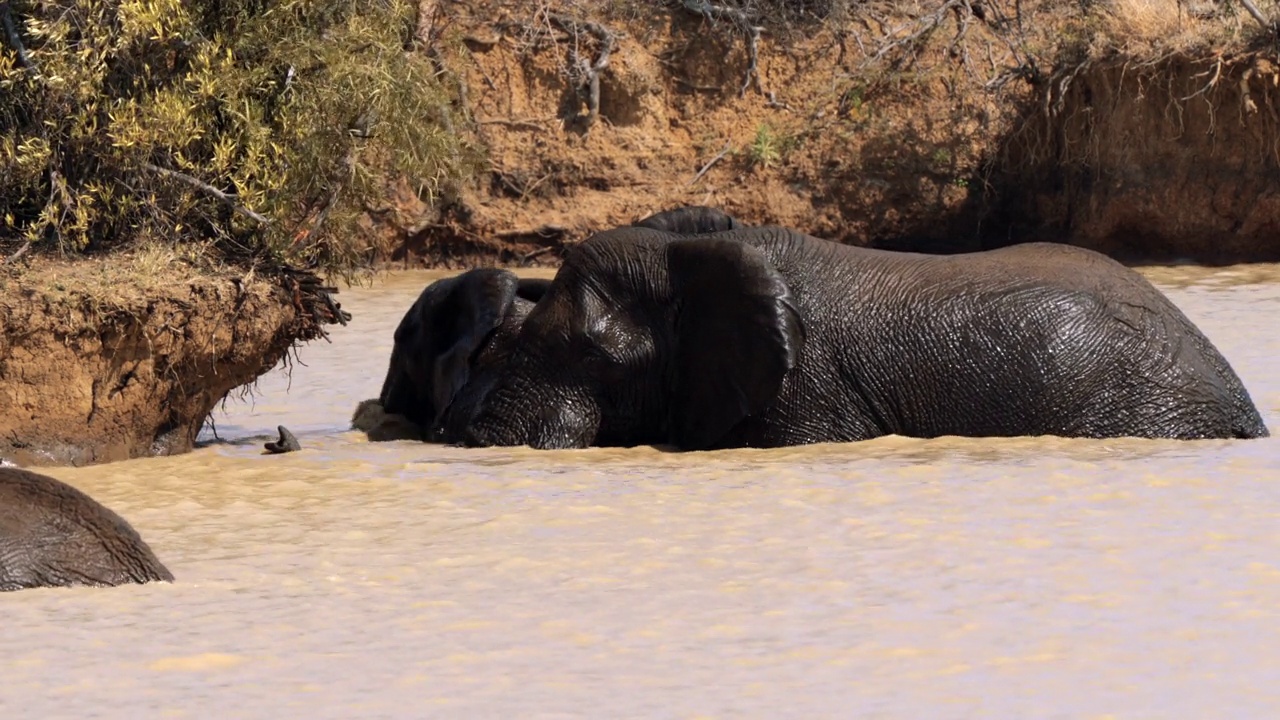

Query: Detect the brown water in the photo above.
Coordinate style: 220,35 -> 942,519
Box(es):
4,265 -> 1280,719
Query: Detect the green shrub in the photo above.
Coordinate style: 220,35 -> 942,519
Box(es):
0,0 -> 478,274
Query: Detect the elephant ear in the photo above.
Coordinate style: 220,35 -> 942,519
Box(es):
667,238 -> 806,450
429,269 -> 520,424
378,317 -> 421,421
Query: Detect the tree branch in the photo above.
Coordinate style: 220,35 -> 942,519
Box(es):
1238,0 -> 1273,32
3,240 -> 31,264
0,0 -> 37,75
289,148 -> 357,246
141,162 -> 271,225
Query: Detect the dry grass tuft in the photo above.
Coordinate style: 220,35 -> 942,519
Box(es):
2,241 -> 243,308
1110,0 -> 1184,40
1101,0 -> 1250,55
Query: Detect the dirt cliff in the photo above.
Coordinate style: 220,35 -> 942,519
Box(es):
0,254 -> 348,467
364,0 -> 1280,266
994,51 -> 1280,263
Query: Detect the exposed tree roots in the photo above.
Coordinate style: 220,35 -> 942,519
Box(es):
543,11 -> 618,128
679,0 -> 765,97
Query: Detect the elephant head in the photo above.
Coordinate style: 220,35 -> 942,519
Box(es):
450,228 -> 806,450
376,269 -> 543,440
368,206 -> 750,443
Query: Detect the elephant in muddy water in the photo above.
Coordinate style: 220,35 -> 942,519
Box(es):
0,467 -> 173,591
366,212 -> 1269,449
355,206 -> 751,442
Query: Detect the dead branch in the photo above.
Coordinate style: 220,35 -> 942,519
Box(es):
861,0 -> 964,70
494,224 -> 566,240
679,0 -> 765,98
3,240 -> 30,264
520,246 -> 556,263
0,1 -> 36,75
544,12 -> 617,128
412,0 -> 476,137
518,172 -> 554,202
141,162 -> 272,225
689,141 -> 732,186
1239,0 -> 1273,32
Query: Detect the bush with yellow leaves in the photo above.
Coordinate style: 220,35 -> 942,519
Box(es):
0,0 -> 478,273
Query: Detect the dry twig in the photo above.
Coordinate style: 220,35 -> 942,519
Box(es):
3,240 -> 31,264
689,141 -> 732,186
289,148 -> 358,245
1239,0 -> 1273,32
861,0 -> 964,69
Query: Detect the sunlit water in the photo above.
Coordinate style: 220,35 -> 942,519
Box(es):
3,264 -> 1280,719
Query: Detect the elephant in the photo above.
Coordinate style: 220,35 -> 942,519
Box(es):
481,207 -> 742,307
378,221 -> 1268,450
358,206 -> 751,441
0,467 -> 174,591
630,205 -> 744,235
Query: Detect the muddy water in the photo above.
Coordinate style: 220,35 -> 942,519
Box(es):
4,265 -> 1280,719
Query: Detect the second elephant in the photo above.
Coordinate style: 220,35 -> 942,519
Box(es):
0,467 -> 174,592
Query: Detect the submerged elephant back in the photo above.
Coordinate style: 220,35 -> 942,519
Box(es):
968,243 -> 1268,438
733,234 -> 1267,441
0,468 -> 174,591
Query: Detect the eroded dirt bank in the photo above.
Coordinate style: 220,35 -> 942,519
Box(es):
993,51 -> 1280,263
366,1 -> 1280,266
0,256 -> 347,467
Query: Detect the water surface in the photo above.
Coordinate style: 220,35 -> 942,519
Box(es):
4,265 -> 1279,719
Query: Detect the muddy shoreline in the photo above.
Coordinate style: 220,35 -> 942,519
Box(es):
0,256 -> 348,468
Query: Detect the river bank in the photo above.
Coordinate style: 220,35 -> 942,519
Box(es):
0,251 -> 349,467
